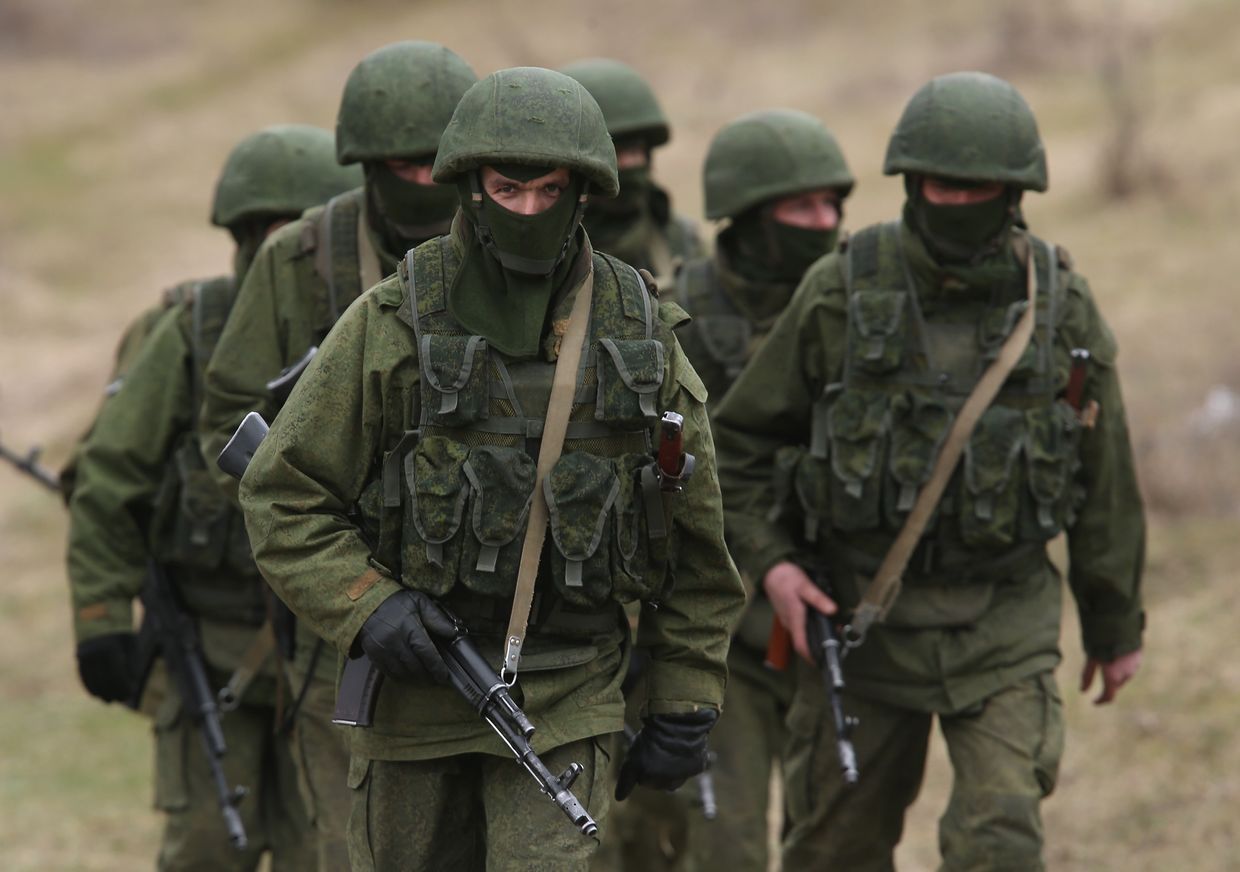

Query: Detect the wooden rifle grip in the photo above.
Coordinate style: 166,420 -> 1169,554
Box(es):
765,618 -> 791,671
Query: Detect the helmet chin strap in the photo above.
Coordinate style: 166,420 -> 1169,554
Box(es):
468,171 -> 590,276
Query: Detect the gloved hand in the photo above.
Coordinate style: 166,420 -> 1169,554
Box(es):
616,708 -> 719,800
355,589 -> 457,685
76,632 -> 138,704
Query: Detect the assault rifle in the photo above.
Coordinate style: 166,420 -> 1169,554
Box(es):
335,620 -> 598,837
217,412 -> 598,839
0,435 -> 60,492
765,571 -> 859,785
131,559 -> 249,849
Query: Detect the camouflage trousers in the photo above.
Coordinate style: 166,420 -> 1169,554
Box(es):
594,641 -> 794,872
347,737 -> 614,872
782,665 -> 1065,871
151,682 -> 314,871
284,642 -> 351,871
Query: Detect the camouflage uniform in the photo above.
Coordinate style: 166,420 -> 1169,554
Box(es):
600,109 -> 854,872
237,67 -> 745,872
561,59 -> 704,280
65,125 -> 359,871
713,73 -> 1146,871
197,43 -> 476,870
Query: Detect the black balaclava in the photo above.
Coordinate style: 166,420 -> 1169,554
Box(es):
447,166 -> 588,359
723,200 -> 842,285
365,161 -> 459,256
904,175 -> 1021,265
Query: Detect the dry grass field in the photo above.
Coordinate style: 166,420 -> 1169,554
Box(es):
2,0 -> 1239,868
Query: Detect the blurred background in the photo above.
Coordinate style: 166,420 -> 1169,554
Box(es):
1,0 -> 1238,868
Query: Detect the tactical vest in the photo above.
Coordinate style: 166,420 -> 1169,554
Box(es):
302,188 -> 384,344
676,259 -> 757,397
389,237 -> 673,630
154,276 -> 265,624
783,223 -> 1084,585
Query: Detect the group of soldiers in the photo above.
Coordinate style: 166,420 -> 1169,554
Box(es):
58,37 -> 1145,872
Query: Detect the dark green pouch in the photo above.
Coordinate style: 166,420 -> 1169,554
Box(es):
459,445 -> 536,597
545,452 -> 620,607
595,338 -> 664,427
402,435 -> 470,595
827,390 -> 889,531
420,334 -> 490,426
849,289 -> 907,375
960,405 -> 1026,547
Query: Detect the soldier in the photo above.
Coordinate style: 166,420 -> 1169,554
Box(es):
713,72 -> 1145,870
65,124 -> 360,871
560,58 -> 704,279
236,66 -> 746,872
599,108 -> 855,872
197,41 -> 476,869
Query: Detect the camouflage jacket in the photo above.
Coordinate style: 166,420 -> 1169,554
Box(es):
713,221 -> 1145,713
239,221 -> 745,760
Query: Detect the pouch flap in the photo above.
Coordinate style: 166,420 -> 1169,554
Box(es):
544,452 -> 620,562
406,436 -> 470,543
851,289 -> 907,339
596,338 -> 665,394
964,405 -> 1026,496
462,445 -> 536,547
420,334 -> 487,394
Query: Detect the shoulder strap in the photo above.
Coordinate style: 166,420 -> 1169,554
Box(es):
502,265 -> 596,681
846,242 -> 1039,648
189,276 -> 235,423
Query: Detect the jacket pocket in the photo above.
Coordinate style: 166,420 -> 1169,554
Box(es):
960,405 -> 1026,547
545,452 -> 620,607
459,445 -> 536,598
886,391 -> 953,525
849,289 -> 907,375
401,435 -> 470,595
420,334 -> 490,427
1021,402 -> 1082,540
595,338 -> 664,428
827,389 -> 889,531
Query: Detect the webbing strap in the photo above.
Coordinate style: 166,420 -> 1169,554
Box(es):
846,240 -> 1039,648
216,621 -> 276,712
356,206 -> 382,296
501,267 -> 595,680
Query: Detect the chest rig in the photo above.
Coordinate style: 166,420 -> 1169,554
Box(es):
789,223 -> 1083,584
155,277 -> 265,623
393,237 -> 673,623
678,259 -> 752,391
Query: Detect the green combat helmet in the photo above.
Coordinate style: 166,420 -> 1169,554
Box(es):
703,108 -> 855,220
883,71 -> 1047,191
559,58 -> 670,148
433,66 -> 619,196
336,41 -> 478,163
210,124 -> 361,228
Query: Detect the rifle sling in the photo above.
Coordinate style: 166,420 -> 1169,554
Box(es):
845,240 -> 1039,647
217,620 -> 276,711
501,266 -> 595,680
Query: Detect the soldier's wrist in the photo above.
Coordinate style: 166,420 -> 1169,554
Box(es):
73,599 -> 134,644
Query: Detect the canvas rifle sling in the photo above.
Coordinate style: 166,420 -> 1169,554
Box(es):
845,239 -> 1039,648
501,266 -> 596,681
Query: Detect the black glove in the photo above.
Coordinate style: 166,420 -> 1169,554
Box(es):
76,632 -> 138,704
616,709 -> 719,801
356,589 -> 457,685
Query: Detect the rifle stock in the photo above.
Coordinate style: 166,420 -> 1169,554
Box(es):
0,438 -> 60,492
